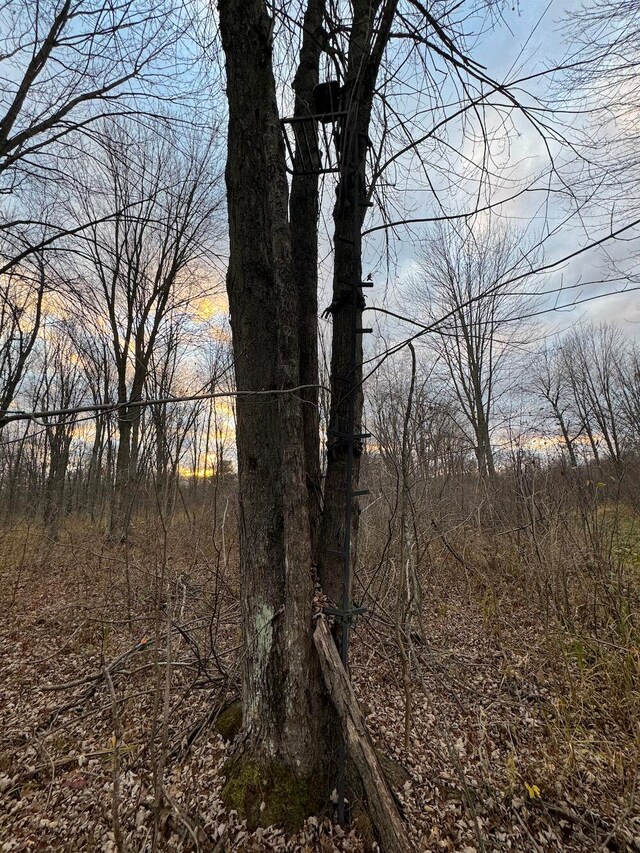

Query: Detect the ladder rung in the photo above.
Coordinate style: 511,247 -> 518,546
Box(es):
322,604 -> 367,623
353,489 -> 370,497
357,327 -> 372,334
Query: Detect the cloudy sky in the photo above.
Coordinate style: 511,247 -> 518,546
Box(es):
350,0 -> 640,343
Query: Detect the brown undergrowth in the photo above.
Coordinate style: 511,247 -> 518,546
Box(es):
0,489 -> 639,852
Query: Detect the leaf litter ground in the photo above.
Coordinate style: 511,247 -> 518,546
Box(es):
1,531 -> 638,852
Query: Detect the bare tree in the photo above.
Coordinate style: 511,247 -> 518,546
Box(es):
0,0 -> 213,439
409,220 -> 538,478
67,124 -> 222,538
0,0 -> 195,193
534,342 -> 581,468
35,324 -> 87,533
212,0 -> 571,841
0,255 -> 46,426
562,323 -> 626,468
78,332 -> 116,518
562,0 -> 640,217
617,340 -> 640,448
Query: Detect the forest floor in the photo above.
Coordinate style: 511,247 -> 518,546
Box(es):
1,520 -> 639,852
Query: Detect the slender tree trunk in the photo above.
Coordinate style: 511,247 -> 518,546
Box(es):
318,0 -> 389,608
111,411 -> 134,540
290,0 -> 325,557
43,429 -> 72,536
583,418 -> 600,464
472,374 -> 494,478
317,165 -> 366,606
552,405 -> 578,467
111,388 -> 144,539
484,425 -> 496,478
87,418 -> 105,517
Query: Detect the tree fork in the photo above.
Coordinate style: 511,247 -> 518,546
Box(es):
217,0 -> 326,798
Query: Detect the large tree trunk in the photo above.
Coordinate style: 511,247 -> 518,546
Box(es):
217,0 -> 328,826
218,3 -> 409,845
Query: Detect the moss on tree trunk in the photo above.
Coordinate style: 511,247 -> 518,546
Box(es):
221,757 -> 326,832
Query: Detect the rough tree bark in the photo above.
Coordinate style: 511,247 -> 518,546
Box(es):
318,0 -> 397,608
217,0 -> 328,827
290,0 -> 325,556
218,1 -> 409,846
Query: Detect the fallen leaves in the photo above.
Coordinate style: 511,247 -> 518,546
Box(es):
1,528 -> 638,852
